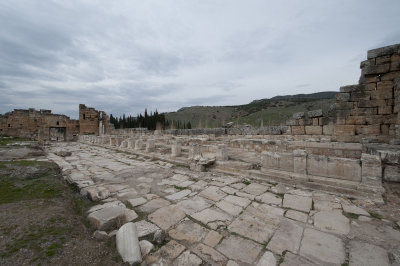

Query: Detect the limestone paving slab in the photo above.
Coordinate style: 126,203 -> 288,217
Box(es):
256,192 -> 282,206
137,197 -> 171,213
342,203 -> 370,216
216,235 -> 263,264
283,194 -> 312,213
175,196 -> 212,215
216,200 -> 243,216
224,195 -> 251,208
191,207 -> 232,227
166,189 -> 192,201
148,205 -> 186,230
314,211 -> 350,235
199,186 -> 227,202
280,252 -> 317,266
256,251 -> 276,266
299,228 -> 345,265
191,243 -> 227,264
349,240 -> 389,266
134,220 -> 160,238
175,250 -> 203,266
285,210 -> 308,223
267,219 -> 304,255
168,219 -> 208,244
242,183 -> 269,195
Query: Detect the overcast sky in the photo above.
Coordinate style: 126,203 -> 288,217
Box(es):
1,0 -> 399,119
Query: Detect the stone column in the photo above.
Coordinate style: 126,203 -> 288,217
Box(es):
216,144 -> 228,161
171,140 -> 182,157
293,149 -> 307,175
361,153 -> 382,186
135,139 -> 143,151
146,139 -> 155,152
189,144 -> 201,159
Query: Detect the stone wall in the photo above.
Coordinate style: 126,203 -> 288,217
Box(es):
0,108 -> 79,141
79,104 -> 111,135
287,43 -> 400,143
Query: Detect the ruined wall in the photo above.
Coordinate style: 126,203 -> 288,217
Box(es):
79,104 -> 111,135
287,43 -> 400,143
0,108 -> 79,141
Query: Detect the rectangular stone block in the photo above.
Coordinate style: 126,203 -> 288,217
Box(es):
361,63 -> 390,75
293,150 -> 307,175
357,99 -> 386,108
298,118 -> 312,126
378,106 -> 393,115
307,155 -> 328,177
312,118 -> 319,126
361,154 -> 382,186
391,54 -> 400,71
323,125 -> 334,135
340,85 -> 360,93
261,151 -> 280,170
305,126 -> 322,135
359,75 -> 379,84
375,55 -> 391,65
327,157 -> 361,182
371,88 -> 393,100
380,124 -> 389,135
350,108 -> 377,116
291,126 -> 305,135
345,116 -> 366,125
355,125 -> 380,135
367,44 -> 400,59
335,102 -> 354,110
333,125 -> 355,135
377,81 -> 394,90
350,91 -> 370,101
381,71 -> 400,81
383,165 -> 400,182
308,109 -> 323,118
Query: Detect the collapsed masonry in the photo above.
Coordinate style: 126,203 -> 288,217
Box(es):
0,104 -> 110,142
80,44 -> 400,202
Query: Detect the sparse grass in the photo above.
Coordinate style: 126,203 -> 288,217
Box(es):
370,212 -> 383,220
242,180 -> 251,185
174,185 -> 186,191
341,263 -> 349,266
1,216 -> 72,259
343,212 -> 359,219
0,137 -> 31,146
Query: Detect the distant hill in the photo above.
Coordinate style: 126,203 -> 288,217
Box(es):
165,91 -> 337,128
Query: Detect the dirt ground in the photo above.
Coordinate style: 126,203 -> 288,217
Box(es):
0,140 -> 124,266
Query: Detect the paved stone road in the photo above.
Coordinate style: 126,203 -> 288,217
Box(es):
47,143 -> 400,266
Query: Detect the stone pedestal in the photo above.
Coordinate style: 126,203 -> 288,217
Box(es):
135,139 -> 143,151
146,139 -> 155,152
361,153 -> 382,186
293,149 -> 307,175
216,144 -> 228,161
171,140 -> 182,157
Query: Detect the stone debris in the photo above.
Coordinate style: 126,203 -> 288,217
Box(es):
93,230 -> 108,240
116,222 -> 142,265
256,251 -> 276,266
139,240 -> 154,257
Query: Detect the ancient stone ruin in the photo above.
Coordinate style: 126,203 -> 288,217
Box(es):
4,44 -> 400,265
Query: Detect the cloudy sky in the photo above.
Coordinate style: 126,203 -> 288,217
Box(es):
1,0 -> 399,119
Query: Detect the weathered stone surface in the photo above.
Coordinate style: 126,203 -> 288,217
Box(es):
216,235 -> 263,264
116,222 -> 142,265
134,220 -> 160,238
86,186 -> 111,201
349,241 -> 389,266
267,220 -> 303,255
256,251 -> 276,266
128,197 -> 147,207
192,243 -> 227,263
299,228 -> 345,265
87,205 -> 126,230
285,210 -> 308,223
280,252 -> 317,266
224,195 -> 251,208
137,198 -> 171,213
216,200 -> 243,216
203,230 -> 223,248
342,203 -> 370,216
93,230 -> 108,240
153,229 -> 166,245
191,208 -> 232,226
199,186 -> 227,202
314,211 -> 350,235
242,183 -> 269,195
148,205 -> 186,230
283,194 -> 312,213
313,200 -> 341,211
176,196 -> 212,215
156,240 -> 186,260
168,220 -> 208,244
175,250 -> 202,266
139,240 -> 154,257
124,209 -> 138,222
256,192 -> 282,206
166,189 -> 191,201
